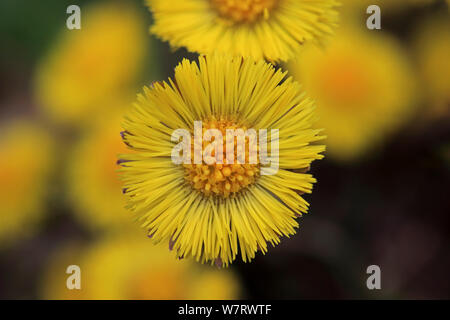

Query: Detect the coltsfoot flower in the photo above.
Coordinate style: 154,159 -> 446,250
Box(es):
119,55 -> 325,266
146,0 -> 339,62
34,1 -> 147,125
288,23 -> 417,161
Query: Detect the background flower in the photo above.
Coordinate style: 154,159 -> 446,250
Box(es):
34,1 -> 148,126
340,0 -> 438,13
288,21 -> 418,161
66,105 -> 134,232
146,0 -> 339,62
0,120 -> 55,247
41,235 -> 241,299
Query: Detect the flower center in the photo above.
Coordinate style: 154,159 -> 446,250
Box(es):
211,0 -> 278,23
184,118 -> 260,198
319,56 -> 372,106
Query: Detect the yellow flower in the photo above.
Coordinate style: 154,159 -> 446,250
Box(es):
413,13 -> 450,117
67,106 -> 132,231
119,55 -> 325,266
0,121 -> 54,246
34,1 -> 147,125
41,235 -> 241,299
147,0 -> 339,62
288,24 -> 417,161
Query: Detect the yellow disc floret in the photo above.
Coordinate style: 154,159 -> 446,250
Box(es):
211,0 -> 277,23
184,118 -> 260,197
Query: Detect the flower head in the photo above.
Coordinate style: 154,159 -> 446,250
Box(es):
34,2 -> 147,125
119,55 -> 325,266
146,0 -> 339,62
288,24 -> 417,161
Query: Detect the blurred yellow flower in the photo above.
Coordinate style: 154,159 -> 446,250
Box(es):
0,120 -> 54,246
34,2 -> 147,125
41,235 -> 241,299
67,106 -> 131,231
341,0 -> 436,12
119,55 -> 325,266
288,24 -> 417,161
413,14 -> 450,117
147,0 -> 339,62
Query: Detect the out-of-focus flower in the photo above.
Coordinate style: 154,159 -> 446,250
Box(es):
413,14 -> 450,117
119,55 -> 325,266
41,235 -> 241,299
341,0 -> 436,13
0,120 -> 54,246
34,2 -> 147,126
146,0 -> 339,62
288,24 -> 417,161
67,106 -> 131,231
